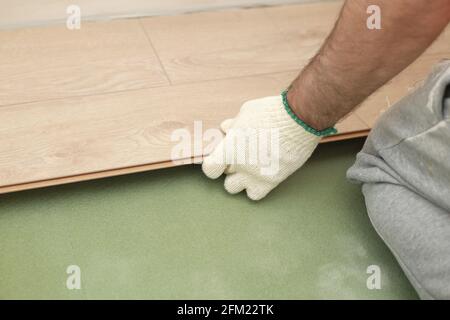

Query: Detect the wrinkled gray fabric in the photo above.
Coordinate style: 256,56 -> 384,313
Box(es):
347,60 -> 450,299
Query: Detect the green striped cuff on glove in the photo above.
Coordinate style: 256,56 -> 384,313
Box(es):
281,89 -> 337,137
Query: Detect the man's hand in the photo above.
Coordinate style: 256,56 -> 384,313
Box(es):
202,95 -> 327,200
202,0 -> 449,201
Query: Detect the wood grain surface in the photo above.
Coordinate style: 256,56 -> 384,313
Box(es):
141,8 -> 303,83
0,19 -> 169,106
0,2 -> 448,194
355,52 -> 450,127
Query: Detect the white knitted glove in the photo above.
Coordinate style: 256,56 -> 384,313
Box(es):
202,93 -> 336,200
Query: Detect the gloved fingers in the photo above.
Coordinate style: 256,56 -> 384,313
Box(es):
224,173 -> 246,194
224,164 -> 236,174
246,183 -> 273,201
220,118 -> 235,133
224,173 -> 275,200
202,140 -> 227,179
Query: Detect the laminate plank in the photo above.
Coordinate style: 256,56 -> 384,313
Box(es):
427,24 -> 450,55
265,1 -> 342,57
0,19 -> 169,106
0,160 -> 184,195
334,113 -> 369,134
140,2 -> 346,84
0,69 -> 369,189
0,129 -> 372,194
355,52 -> 450,127
140,8 -> 303,84
0,72 -> 286,187
322,130 -> 369,143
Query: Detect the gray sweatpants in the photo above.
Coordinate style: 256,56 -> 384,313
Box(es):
347,60 -> 450,299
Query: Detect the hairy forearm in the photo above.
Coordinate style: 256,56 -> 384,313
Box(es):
287,0 -> 450,130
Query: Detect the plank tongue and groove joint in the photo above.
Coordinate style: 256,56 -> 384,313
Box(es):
0,2 -> 449,194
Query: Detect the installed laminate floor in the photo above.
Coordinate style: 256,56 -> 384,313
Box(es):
0,1 -> 448,193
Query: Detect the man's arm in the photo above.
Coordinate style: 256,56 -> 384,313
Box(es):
203,0 -> 450,200
288,0 -> 450,130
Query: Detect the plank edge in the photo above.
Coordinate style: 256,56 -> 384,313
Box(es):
0,131 -> 369,195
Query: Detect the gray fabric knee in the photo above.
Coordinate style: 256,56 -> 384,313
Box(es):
362,183 -> 450,299
347,60 -> 450,299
